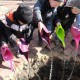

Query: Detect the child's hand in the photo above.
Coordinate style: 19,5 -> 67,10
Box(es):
55,22 -> 61,30
56,22 -> 61,26
16,39 -> 21,45
38,21 -> 46,35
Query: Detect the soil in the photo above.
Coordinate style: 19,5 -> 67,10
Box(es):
17,57 -> 80,80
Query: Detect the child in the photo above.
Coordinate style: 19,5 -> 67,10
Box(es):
33,0 -> 65,46
54,0 -> 80,47
53,5 -> 76,35
65,0 -> 80,46
71,14 -> 80,46
0,3 -> 33,60
64,0 -> 80,29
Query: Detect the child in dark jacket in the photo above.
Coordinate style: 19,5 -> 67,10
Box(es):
0,3 -> 33,60
33,0 -> 65,46
50,4 -> 76,47
53,5 -> 76,34
65,0 -> 80,46
52,0 -> 80,47
55,0 -> 80,33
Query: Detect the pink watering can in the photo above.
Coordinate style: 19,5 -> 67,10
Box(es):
1,45 -> 14,71
68,14 -> 80,80
71,14 -> 80,50
39,25 -> 51,49
18,38 -> 29,62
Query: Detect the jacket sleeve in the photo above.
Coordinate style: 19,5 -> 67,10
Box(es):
4,26 -> 18,42
63,16 -> 75,31
5,16 -> 20,31
54,5 -> 65,24
33,0 -> 45,24
0,20 -> 18,42
57,6 -> 76,31
52,5 -> 66,26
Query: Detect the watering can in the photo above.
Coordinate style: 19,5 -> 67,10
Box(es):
18,38 -> 29,61
39,25 -> 51,49
1,45 -> 14,71
55,23 -> 65,47
71,14 -> 80,50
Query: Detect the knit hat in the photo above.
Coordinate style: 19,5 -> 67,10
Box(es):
65,0 -> 80,9
14,3 -> 33,24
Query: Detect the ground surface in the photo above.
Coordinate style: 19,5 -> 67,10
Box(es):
0,1 -> 80,80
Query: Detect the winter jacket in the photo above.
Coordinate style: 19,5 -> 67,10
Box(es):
53,5 -> 76,32
33,0 -> 52,26
0,10 -> 33,43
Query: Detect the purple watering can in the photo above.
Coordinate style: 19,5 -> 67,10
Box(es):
39,25 -> 51,49
71,14 -> 80,50
18,38 -> 29,62
1,45 -> 14,71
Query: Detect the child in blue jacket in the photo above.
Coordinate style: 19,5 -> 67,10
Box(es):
33,0 -> 65,46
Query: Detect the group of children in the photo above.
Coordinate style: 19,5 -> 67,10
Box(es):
0,0 -> 80,61
33,0 -> 80,47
